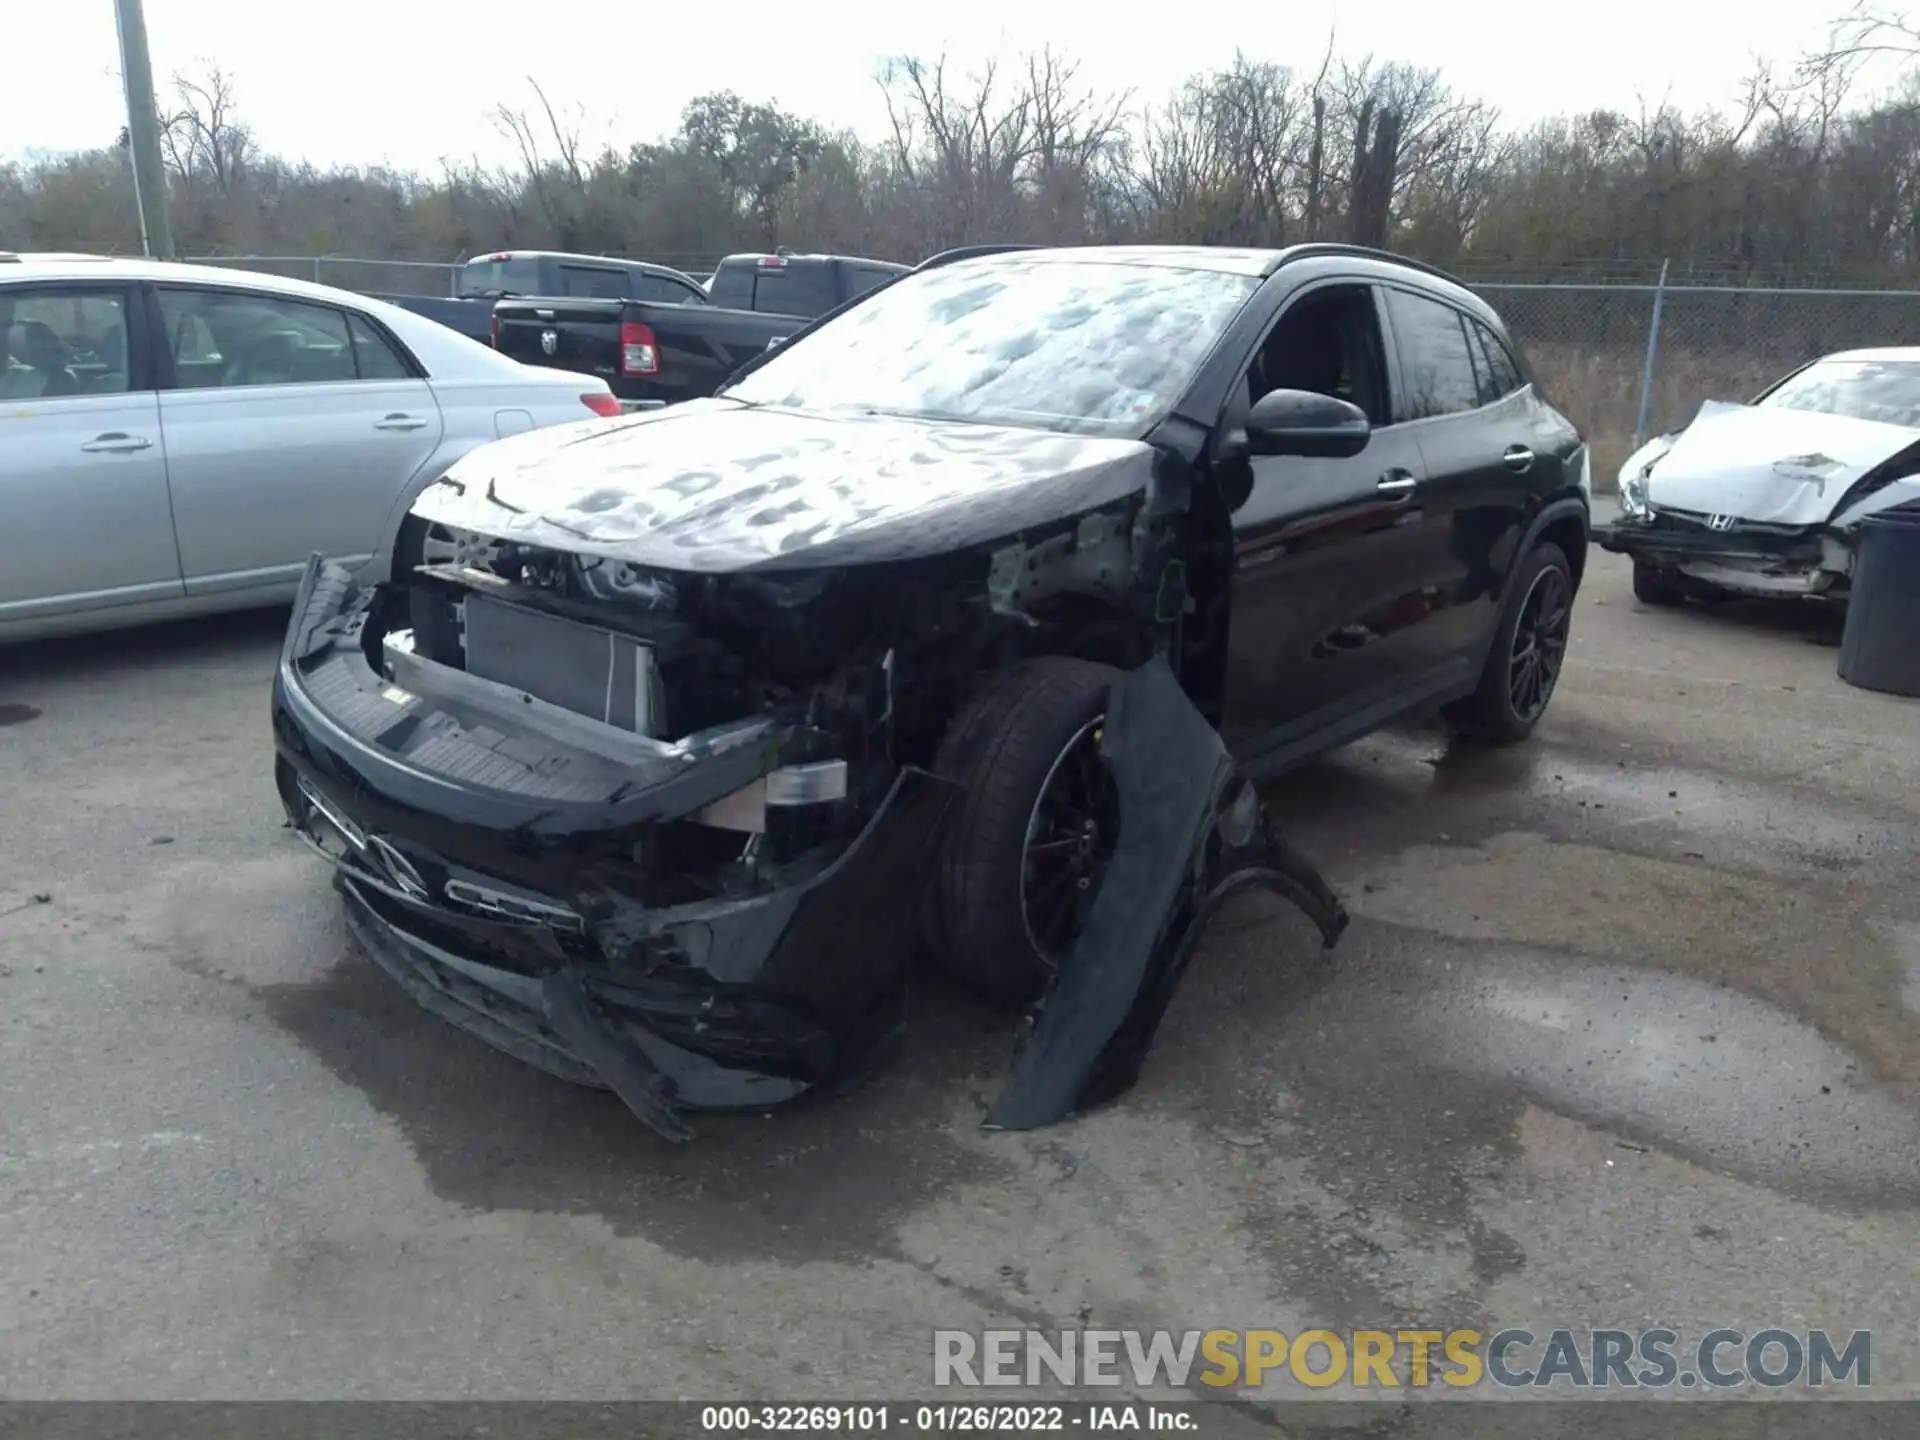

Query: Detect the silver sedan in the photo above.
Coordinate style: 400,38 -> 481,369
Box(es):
0,254 -> 617,644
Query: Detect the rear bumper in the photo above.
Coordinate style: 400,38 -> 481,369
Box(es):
272,556 -> 949,1141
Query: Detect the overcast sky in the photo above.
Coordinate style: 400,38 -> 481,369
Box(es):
10,0 -> 1858,174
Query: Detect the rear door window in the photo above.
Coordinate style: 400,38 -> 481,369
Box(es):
844,265 -> 901,300
705,263 -> 753,309
459,257 -> 541,298
559,265 -> 627,299
1382,287 -> 1484,421
747,263 -> 837,317
157,288 -> 359,388
637,273 -> 708,306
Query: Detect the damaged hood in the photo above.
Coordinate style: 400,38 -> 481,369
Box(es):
1646,400 -> 1920,526
409,397 -> 1157,573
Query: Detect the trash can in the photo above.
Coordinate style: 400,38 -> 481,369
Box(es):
1837,506 -> 1920,698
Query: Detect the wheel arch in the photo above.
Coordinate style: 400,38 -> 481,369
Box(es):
369,435 -> 492,585
1504,497 -> 1590,600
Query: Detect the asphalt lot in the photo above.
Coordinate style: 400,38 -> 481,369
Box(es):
2,545 -> 1917,1417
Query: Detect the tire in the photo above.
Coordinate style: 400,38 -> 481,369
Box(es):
392,514 -> 503,583
928,657 -> 1124,1006
1446,541 -> 1575,744
1632,558 -> 1688,607
392,515 -> 430,583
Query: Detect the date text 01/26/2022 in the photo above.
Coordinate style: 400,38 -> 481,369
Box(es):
700,1404 -> 1199,1432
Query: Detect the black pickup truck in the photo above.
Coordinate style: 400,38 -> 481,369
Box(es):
491,250 -> 908,408
368,251 -> 710,346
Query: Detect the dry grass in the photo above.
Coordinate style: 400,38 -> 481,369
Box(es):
1526,343 -> 1781,491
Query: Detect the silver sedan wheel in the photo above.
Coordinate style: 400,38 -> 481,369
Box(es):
417,523 -> 504,570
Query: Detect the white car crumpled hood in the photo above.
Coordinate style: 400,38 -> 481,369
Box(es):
1646,400 -> 1920,526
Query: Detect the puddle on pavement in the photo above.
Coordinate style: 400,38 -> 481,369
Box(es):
1875,921 -> 1920,1015
1330,730 -> 1918,879
250,937 -> 1022,1264
1373,937 -> 1920,1207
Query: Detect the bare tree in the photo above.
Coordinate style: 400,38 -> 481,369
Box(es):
159,65 -> 253,194
491,78 -> 589,238
24,35 -> 1920,287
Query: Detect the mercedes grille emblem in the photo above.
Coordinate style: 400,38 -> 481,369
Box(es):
367,835 -> 430,902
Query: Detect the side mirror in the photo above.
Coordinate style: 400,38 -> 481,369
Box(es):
1245,388 -> 1371,459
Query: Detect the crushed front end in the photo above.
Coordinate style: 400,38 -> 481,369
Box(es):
272,549 -> 965,1141
270,459 -> 1191,1140
1598,507 -> 1851,602
273,432 -> 1348,1140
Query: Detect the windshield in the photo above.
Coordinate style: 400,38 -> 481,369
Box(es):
1759,358 -> 1920,429
722,258 -> 1259,436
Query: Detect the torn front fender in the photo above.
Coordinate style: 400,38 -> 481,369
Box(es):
985,657 -> 1348,1132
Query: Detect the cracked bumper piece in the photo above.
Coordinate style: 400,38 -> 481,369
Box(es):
987,657 -> 1349,1131
273,556 -> 948,1143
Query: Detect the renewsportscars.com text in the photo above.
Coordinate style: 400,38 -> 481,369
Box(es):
933,1327 -> 1872,1390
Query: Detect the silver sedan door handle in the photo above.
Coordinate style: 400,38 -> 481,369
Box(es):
374,413 -> 428,432
1503,445 -> 1535,472
79,431 -> 153,453
1377,469 -> 1418,497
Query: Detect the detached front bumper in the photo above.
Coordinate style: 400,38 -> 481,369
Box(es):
272,557 -> 948,1142
1597,513 -> 1849,600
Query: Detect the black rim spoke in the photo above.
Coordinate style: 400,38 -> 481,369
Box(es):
1020,719 -> 1121,965
1509,567 -> 1572,722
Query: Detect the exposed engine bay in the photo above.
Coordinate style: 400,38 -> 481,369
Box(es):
271,434 -> 1341,1143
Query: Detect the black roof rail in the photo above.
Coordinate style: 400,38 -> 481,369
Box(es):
916,244 -> 1044,272
1265,242 -> 1468,288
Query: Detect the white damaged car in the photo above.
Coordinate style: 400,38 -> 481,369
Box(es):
1600,348 -> 1920,606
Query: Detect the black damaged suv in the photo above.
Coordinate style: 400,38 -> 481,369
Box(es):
272,243 -> 1589,1138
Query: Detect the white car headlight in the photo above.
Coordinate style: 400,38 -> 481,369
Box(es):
1620,468 -> 1652,517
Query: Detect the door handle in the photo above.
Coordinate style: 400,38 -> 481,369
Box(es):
375,414 -> 428,432
1376,469 -> 1418,497
1503,445 -> 1535,471
80,432 -> 152,453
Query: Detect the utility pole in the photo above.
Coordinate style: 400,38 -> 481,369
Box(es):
113,0 -> 175,258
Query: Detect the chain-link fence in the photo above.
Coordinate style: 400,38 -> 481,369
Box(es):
177,252 -> 1920,492
181,255 -> 463,296
1473,279 -> 1920,486
182,254 -> 726,294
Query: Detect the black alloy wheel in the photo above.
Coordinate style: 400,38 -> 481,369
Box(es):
1507,562 -> 1572,724
1018,717 -> 1122,964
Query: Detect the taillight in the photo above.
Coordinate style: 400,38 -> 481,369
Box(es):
489,312 -> 499,348
581,392 -> 620,418
619,321 -> 658,377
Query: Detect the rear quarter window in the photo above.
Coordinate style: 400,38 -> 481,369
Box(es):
1469,317 -> 1524,400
